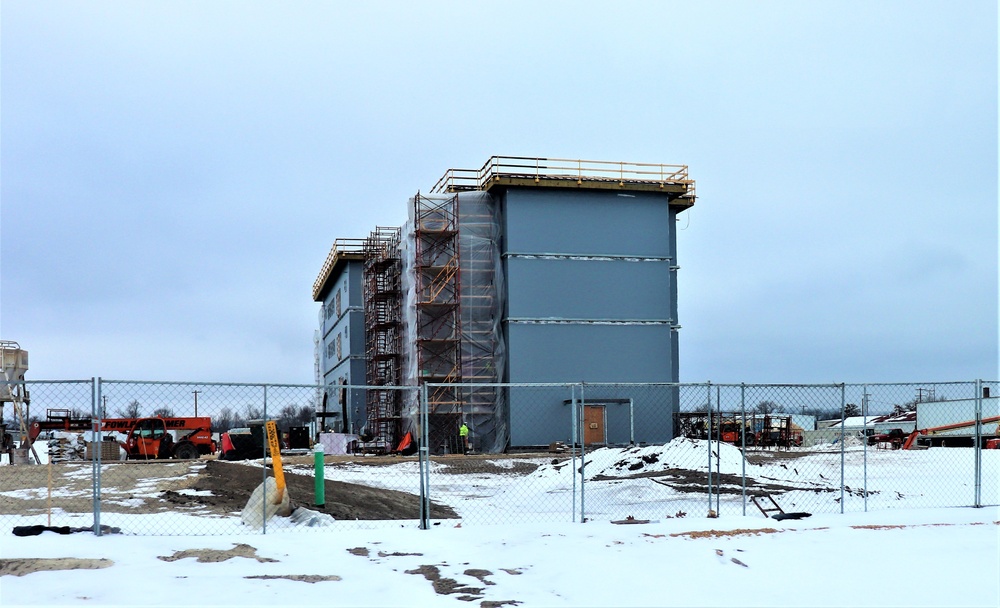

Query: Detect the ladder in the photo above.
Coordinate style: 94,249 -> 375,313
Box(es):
751,494 -> 785,518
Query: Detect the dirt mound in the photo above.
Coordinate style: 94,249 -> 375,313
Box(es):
179,460 -> 457,521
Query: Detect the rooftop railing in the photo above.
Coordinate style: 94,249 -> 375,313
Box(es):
312,238 -> 367,300
431,156 -> 695,199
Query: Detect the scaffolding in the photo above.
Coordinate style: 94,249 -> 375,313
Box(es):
412,193 -> 463,452
458,192 -> 506,453
363,227 -> 403,453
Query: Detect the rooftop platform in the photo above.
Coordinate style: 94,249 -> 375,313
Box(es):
312,238 -> 366,301
430,156 -> 696,208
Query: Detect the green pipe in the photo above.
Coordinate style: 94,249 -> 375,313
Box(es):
314,443 -> 325,508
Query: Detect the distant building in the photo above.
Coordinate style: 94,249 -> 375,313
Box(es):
312,240 -> 365,433
312,157 -> 695,452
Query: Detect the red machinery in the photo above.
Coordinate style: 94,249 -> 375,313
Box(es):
29,409 -> 216,460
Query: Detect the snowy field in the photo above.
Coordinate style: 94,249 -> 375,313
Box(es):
2,507 -> 998,607
283,437 -> 1000,525
2,438 -> 999,606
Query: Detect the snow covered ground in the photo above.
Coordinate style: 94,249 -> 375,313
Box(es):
2,438 -> 999,606
281,437 -> 1000,525
2,507 -> 998,607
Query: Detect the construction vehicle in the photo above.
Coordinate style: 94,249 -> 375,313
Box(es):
901,396 -> 1000,449
754,415 -> 803,448
867,428 -> 907,449
674,412 -> 802,448
719,420 -> 752,445
903,415 -> 1000,449
219,419 -> 285,460
28,409 -> 216,460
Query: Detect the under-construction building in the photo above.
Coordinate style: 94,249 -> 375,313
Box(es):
312,157 -> 695,452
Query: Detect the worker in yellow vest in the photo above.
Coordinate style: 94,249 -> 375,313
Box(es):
459,422 -> 469,454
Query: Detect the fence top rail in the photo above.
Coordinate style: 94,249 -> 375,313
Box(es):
731,383 -> 845,389
15,379 -> 993,388
424,381 -> 707,388
99,379 -> 330,389
425,382 -> 591,389
841,380 -> 983,387
2,379 -> 95,385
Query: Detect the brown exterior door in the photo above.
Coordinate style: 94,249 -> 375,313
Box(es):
584,405 -> 605,446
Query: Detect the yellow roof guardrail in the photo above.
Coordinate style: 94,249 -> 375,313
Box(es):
431,156 -> 695,199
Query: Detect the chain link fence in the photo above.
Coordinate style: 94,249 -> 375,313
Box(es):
0,380 -> 95,533
1,379 -> 997,535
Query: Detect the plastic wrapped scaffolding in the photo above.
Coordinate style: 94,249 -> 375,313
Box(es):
398,192 -> 507,453
458,192 -> 507,453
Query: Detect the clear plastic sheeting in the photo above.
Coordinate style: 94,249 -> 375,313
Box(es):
396,192 -> 507,453
457,192 -> 507,453
399,213 -> 419,441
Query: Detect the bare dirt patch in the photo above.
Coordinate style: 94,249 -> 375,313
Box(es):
405,564 -> 485,597
158,543 -> 277,564
1,455 -> 459,522
0,557 -> 113,577
670,528 -> 781,539
465,568 -> 496,586
246,574 -> 341,583
0,460 -> 205,516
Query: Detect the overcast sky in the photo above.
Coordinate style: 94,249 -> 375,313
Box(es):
1,1 -> 996,385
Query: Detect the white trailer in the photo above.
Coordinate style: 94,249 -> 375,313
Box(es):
907,398 -> 1000,448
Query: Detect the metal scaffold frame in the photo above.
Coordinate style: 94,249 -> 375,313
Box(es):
363,227 -> 403,453
413,194 -> 463,452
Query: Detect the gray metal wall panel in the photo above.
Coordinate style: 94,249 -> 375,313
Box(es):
320,259 -> 366,378
348,261 -> 364,307
506,258 -> 672,320
507,384 -> 677,446
506,324 -> 673,383
507,385 -> 574,448
502,189 -> 672,256
499,186 -> 681,447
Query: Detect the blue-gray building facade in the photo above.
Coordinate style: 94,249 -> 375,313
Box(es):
496,187 -> 682,447
314,158 -> 694,452
315,248 -> 366,433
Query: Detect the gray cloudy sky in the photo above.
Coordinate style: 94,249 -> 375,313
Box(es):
1,1 -> 996,384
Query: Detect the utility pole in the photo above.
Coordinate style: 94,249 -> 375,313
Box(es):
193,390 -> 200,417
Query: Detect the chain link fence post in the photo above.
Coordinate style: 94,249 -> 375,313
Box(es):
570,383 -> 578,523
862,383 -> 868,512
840,383 -> 846,513
579,382 -> 586,523
261,384 -> 268,536
419,383 -> 430,530
740,383 -> 746,516
93,377 -> 102,536
705,382 -> 712,513
974,379 -> 982,507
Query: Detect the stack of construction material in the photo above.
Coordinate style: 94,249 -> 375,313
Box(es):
47,432 -> 87,462
85,440 -> 121,461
